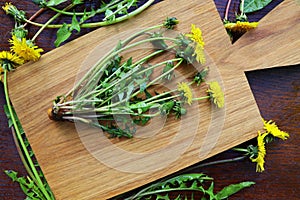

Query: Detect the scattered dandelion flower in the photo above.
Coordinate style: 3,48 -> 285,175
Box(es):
257,131 -> 267,156
178,82 -> 193,105
207,81 -> 224,108
193,43 -> 206,64
251,151 -> 265,172
2,2 -> 26,22
251,131 -> 268,172
186,24 -> 205,48
194,67 -> 209,85
163,17 -> 179,29
224,21 -> 259,33
9,35 -> 44,61
263,119 -> 290,140
2,2 -> 12,14
0,51 -> 24,69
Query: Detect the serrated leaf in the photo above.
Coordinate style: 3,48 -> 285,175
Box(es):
46,0 -> 68,6
205,182 -> 216,200
126,83 -> 135,97
4,105 -> 24,132
215,181 -> 255,199
4,170 -> 18,181
104,9 -> 115,21
32,0 -> 45,6
55,23 -> 72,47
7,119 -> 13,127
117,3 -> 127,15
155,194 -> 170,200
72,0 -> 84,5
71,14 -> 80,32
126,0 -> 138,8
3,105 -> 11,118
88,8 -> 97,19
144,89 -> 153,99
139,82 -> 147,92
80,9 -> 89,23
243,0 -> 273,13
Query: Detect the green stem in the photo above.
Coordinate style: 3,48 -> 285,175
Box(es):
95,55 -> 182,110
73,36 -> 177,102
103,4 -> 127,21
76,48 -> 167,102
64,23 -> 164,99
24,8 -> 46,28
25,0 -> 155,29
10,127 -> 35,182
143,89 -> 176,103
180,155 -> 247,174
129,59 -> 181,100
144,58 -> 183,88
192,95 -> 210,101
148,94 -> 180,104
32,4 -> 74,41
3,70 -> 51,200
94,55 -> 179,108
47,0 -> 122,15
224,0 -> 232,21
240,0 -> 245,15
232,147 -> 249,153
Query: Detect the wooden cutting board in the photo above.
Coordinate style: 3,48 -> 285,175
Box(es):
7,0 -> 299,199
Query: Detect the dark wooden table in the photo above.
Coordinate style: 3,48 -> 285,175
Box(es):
0,0 -> 299,199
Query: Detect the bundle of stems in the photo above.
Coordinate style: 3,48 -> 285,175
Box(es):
48,17 -> 223,138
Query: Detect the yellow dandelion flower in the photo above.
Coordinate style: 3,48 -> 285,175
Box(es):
2,2 -> 12,14
263,119 -> 290,140
177,82 -> 193,105
224,21 -> 259,33
0,50 -> 24,67
9,35 -> 43,62
193,43 -> 206,64
0,68 -> 3,82
186,24 -> 205,48
251,151 -> 265,172
251,131 -> 268,172
207,81 -> 224,108
2,2 -> 26,22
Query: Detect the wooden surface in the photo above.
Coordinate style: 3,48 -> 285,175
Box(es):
1,0 -> 299,199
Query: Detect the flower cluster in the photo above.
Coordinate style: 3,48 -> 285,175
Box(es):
0,34 -> 43,81
0,4 -> 43,81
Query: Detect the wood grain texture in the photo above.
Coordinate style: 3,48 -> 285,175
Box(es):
4,0 -> 299,199
223,0 -> 300,71
7,1 -> 249,198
